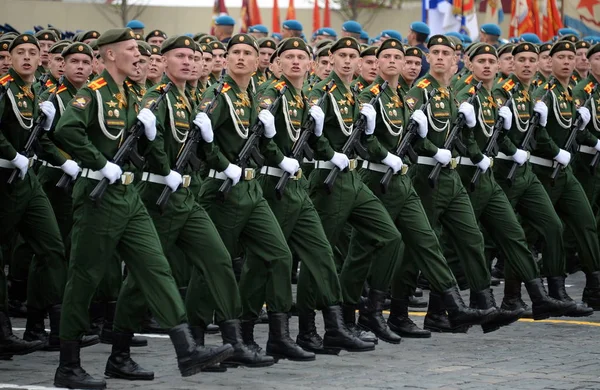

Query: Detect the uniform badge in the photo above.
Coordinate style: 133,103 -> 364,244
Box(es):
114,109 -> 120,118
71,95 -> 91,109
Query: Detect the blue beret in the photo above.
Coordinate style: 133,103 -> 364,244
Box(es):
249,24 -> 268,34
360,31 -> 369,40
509,37 -> 519,43
272,33 -> 283,40
584,36 -> 600,44
558,28 -> 580,38
126,20 -> 145,29
445,31 -> 464,41
410,21 -> 430,36
342,21 -> 362,34
318,27 -> 337,38
462,34 -> 472,44
183,33 -> 194,38
215,15 -> 236,26
480,23 -> 501,36
381,30 -> 402,40
519,33 -> 541,44
283,20 -> 303,31
23,30 -> 35,35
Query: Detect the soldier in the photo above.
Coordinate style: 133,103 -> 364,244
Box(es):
146,29 -> 168,47
399,47 -> 423,94
251,38 -> 276,94
304,42 -> 332,94
126,41 -> 151,102
214,15 -> 236,43
198,42 -> 213,93
532,43 -> 553,88
530,40 -> 600,311
52,28 -> 234,389
0,36 -> 12,75
496,43 -> 515,84
147,44 -> 163,86
479,24 -> 502,48
248,25 -> 269,39
209,40 -> 226,84
314,27 -> 337,43
126,20 -> 145,36
406,22 -> 430,77
341,21 -> 362,39
351,46 -> 377,92
34,30 -> 59,79
79,30 -> 100,45
282,20 -> 303,39
186,41 -> 204,106
572,40 -> 590,87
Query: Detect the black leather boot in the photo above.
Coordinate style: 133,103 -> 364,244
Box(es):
322,305 -> 375,352
408,295 -> 428,308
47,304 -> 99,351
219,319 -> 274,368
358,289 -> 401,344
582,271 -> 600,310
169,323 -> 234,377
524,278 -> 575,319
7,277 -> 27,318
547,276 -> 593,317
470,288 -> 523,333
297,311 -> 339,355
342,304 -> 377,344
190,326 -> 227,372
140,311 -> 169,334
441,286 -> 495,329
104,332 -> 154,380
266,312 -> 315,362
241,320 -> 262,353
100,302 -> 147,347
501,279 -> 533,319
0,311 -> 43,359
54,340 -> 106,389
388,297 -> 431,338
23,306 -> 48,347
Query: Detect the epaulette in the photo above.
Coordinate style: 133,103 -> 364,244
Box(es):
544,82 -> 557,90
57,85 -> 68,94
502,79 -> 516,92
369,84 -> 380,95
274,80 -> 286,92
464,74 -> 473,85
222,82 -> 231,93
571,75 -> 579,82
468,86 -> 475,95
125,80 -> 133,88
48,86 -> 57,94
323,83 -> 337,93
584,82 -> 595,94
355,81 -> 364,91
497,76 -> 504,84
45,79 -> 54,88
416,79 -> 431,89
88,77 -> 107,91
0,74 -> 13,86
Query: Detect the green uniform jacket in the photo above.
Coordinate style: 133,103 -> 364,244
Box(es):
573,75 -> 600,142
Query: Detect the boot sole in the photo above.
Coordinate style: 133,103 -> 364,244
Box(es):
2,342 -> 45,356
180,346 -> 234,377
99,339 -> 148,348
357,323 -> 401,345
388,322 -> 431,339
221,359 -> 275,368
299,345 -> 341,355
424,325 -> 469,334
54,379 -> 106,389
104,369 -> 154,381
201,365 -> 227,372
266,352 -> 316,362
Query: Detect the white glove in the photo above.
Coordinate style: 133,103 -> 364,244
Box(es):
577,106 -> 591,131
100,161 -> 123,185
329,152 -> 349,170
223,163 -> 242,186
10,153 -> 29,179
554,149 -> 571,166
512,149 -> 528,166
259,110 -> 276,138
476,155 -> 491,173
499,106 -> 513,130
40,101 -> 56,131
411,109 -> 428,138
360,104 -> 376,135
193,112 -> 214,143
278,156 -> 300,175
60,159 -> 81,180
165,170 -> 183,192
433,148 -> 452,166
459,102 -> 476,128
137,108 -> 157,141
309,106 -> 325,137
381,152 -> 403,174
594,140 -> 600,152
534,101 -> 548,127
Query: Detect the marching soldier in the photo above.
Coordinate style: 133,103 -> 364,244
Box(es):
147,44 -> 164,86
34,30 -> 58,79
250,38 -> 276,94
532,43 -> 552,88
304,42 -> 332,94
351,46 -> 377,93
495,43 -> 515,84
198,42 -> 213,94
146,29 -> 168,47
208,40 -> 226,84
399,46 -> 423,94
406,22 -> 430,77
0,36 -> 13,75
572,40 -> 590,87
186,41 -> 204,107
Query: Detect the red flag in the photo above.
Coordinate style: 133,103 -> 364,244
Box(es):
509,0 -> 539,38
323,0 -> 331,27
273,0 -> 281,33
313,0 -> 320,33
250,0 -> 262,26
240,0 -> 250,32
541,0 -> 563,41
287,0 -> 296,21
210,0 -> 229,35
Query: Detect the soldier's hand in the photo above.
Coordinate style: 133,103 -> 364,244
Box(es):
278,156 -> 300,175
224,163 -> 242,186
258,110 -> 276,138
193,112 -> 214,143
411,109 -> 428,138
60,159 -> 81,180
40,101 -> 56,131
458,102 -> 476,128
382,152 -> 403,174
360,104 -> 376,135
534,101 -> 548,127
137,108 -> 157,141
554,149 -> 571,166
476,155 -> 491,173
100,161 -> 123,184
512,149 -> 528,166
499,106 -> 512,130
330,152 -> 350,170
577,106 -> 591,131
309,106 -> 325,137
433,148 -> 452,166
165,170 -> 183,192
10,153 -> 29,179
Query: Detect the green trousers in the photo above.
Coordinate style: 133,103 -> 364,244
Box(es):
60,178 -> 185,340
0,169 -> 66,312
412,165 -> 490,292
308,168 -> 402,305
258,173 -> 342,313
197,178 -> 292,322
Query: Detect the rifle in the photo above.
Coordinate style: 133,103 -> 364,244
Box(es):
7,76 -> 64,184
469,82 -> 520,192
428,80 -> 483,188
274,79 -> 335,200
88,82 -> 172,204
589,91 -> 600,173
217,85 -> 288,202
323,81 -> 389,194
380,88 -> 438,194
550,82 -> 598,185
155,79 -> 225,213
506,78 -> 555,186
36,73 -> 50,96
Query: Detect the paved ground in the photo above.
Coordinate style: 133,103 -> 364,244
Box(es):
1,272 -> 600,390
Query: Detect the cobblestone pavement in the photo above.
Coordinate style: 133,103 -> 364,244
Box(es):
1,272 -> 600,390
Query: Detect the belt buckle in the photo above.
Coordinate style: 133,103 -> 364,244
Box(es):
293,168 -> 302,180
121,172 -> 134,185
400,165 -> 409,176
244,168 -> 255,181
348,159 -> 357,171
182,175 -> 191,188
449,158 -> 458,170
489,157 -> 494,168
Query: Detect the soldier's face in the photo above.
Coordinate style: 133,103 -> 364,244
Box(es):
201,53 -> 213,78
331,48 -> 360,78
539,51 -> 552,74
259,47 -> 275,70
360,55 -> 378,83
269,60 -> 282,78
212,49 -> 226,73
147,36 -> 165,46
551,51 -> 576,79
402,57 -> 422,83
148,54 -> 164,81
498,53 -> 514,74
107,40 -> 140,78
315,56 -> 332,79
0,51 -> 10,74
131,55 -> 149,82
590,53 -> 600,77
190,51 -> 203,80
514,52 -> 538,82
227,45 -> 258,77
576,48 -> 590,72
164,48 -> 194,82
64,53 -> 93,86
278,49 -> 310,80
48,53 -> 64,79
38,40 -> 53,67
470,54 -> 498,82
427,45 -> 454,74
94,57 -> 105,75
377,49 -> 404,78
11,43 -> 40,78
